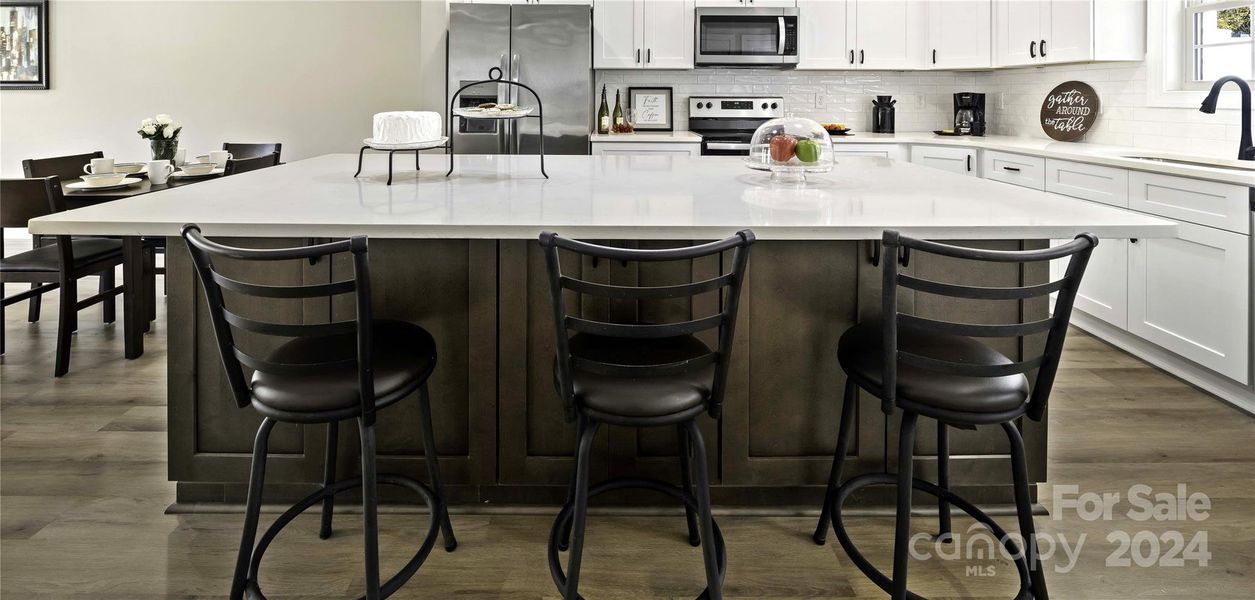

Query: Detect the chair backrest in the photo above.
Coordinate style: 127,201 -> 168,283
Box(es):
223,142 -> 282,162
224,152 -> 280,176
879,229 -> 1097,421
181,225 -> 379,422
1,176 -> 64,229
22,151 -> 104,180
539,230 -> 755,421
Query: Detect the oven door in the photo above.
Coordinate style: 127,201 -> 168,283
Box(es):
695,8 -> 798,66
700,137 -> 752,157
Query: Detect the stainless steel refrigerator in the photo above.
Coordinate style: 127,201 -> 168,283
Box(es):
448,3 -> 592,156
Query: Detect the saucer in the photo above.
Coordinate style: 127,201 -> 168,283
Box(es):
363,136 -> 449,151
171,167 -> 225,179
65,177 -> 142,192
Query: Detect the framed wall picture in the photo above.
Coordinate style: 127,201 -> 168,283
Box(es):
0,0 -> 48,90
628,86 -> 673,131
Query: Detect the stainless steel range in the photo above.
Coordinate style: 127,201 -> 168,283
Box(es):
688,96 -> 784,156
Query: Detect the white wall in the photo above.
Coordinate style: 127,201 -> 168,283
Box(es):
0,0 -> 435,178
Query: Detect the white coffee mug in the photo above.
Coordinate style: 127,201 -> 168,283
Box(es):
208,150 -> 232,167
147,160 -> 174,185
173,148 -> 187,167
84,157 -> 115,174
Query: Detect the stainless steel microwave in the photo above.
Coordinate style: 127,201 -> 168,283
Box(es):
695,7 -> 798,67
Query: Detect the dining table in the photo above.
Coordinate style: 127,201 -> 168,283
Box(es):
59,170 -> 225,359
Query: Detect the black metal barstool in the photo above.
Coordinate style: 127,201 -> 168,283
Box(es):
181,225 -> 457,600
812,230 -> 1097,600
539,231 -> 755,600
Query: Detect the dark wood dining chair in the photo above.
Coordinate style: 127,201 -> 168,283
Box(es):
1,176 -> 153,376
224,153 -> 280,176
19,151 -> 110,322
222,142 -> 282,162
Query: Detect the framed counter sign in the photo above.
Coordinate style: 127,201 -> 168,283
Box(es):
1040,81 -> 1099,142
0,0 -> 48,90
628,86 -> 673,131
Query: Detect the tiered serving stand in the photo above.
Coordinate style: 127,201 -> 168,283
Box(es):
447,67 -> 548,179
354,136 -> 449,186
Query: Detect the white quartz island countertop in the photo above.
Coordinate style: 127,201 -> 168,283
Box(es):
29,153 -> 1178,241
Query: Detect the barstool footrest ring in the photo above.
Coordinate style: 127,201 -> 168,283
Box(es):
547,476 -> 727,600
830,472 -> 1035,600
243,473 -> 444,600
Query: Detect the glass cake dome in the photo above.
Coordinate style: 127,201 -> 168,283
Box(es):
744,117 -> 835,182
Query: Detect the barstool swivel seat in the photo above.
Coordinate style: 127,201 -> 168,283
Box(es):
181,225 -> 457,600
540,231 -> 755,600
813,230 -> 1097,600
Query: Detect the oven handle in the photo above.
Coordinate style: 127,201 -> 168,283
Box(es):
777,17 -> 786,55
706,142 -> 751,150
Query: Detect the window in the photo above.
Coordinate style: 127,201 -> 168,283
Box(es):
1185,0 -> 1254,88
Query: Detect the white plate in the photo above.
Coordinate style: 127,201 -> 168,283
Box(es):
453,107 -> 534,119
65,177 -> 143,192
171,167 -> 226,179
363,136 -> 449,151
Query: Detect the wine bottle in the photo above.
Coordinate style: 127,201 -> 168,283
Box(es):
597,85 -> 610,135
612,90 -> 624,132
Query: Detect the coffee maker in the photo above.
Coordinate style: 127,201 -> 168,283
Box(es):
953,92 -> 986,136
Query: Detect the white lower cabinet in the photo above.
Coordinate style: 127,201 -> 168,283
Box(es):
910,145 -> 977,176
832,143 -> 906,161
1052,237 -> 1128,329
982,150 -> 1045,189
591,141 -> 701,156
1128,222 -> 1251,384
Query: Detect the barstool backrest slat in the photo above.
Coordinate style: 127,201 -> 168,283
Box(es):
182,225 -> 379,422
881,229 -> 1097,421
540,230 -> 755,421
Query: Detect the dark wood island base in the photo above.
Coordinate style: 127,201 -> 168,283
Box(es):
166,237 -> 1049,510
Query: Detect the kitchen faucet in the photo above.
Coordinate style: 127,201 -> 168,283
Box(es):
1199,76 -> 1253,161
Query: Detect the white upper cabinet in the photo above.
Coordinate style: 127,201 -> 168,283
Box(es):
850,0 -> 926,69
696,0 -> 795,6
994,0 -> 1145,67
928,0 -> 991,69
642,0 -> 695,68
594,0 -> 693,69
797,0 -> 850,69
594,0 -> 641,68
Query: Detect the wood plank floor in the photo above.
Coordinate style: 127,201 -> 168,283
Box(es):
2,276 -> 1253,599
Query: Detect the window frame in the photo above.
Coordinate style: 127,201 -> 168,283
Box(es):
1181,0 -> 1255,91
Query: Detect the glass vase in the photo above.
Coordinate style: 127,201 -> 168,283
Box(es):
150,138 -> 179,162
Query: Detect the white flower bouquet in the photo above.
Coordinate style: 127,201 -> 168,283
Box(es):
137,114 -> 181,140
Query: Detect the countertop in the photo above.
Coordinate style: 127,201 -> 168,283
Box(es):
590,131 -> 703,143
29,153 -> 1176,241
829,132 -> 1254,186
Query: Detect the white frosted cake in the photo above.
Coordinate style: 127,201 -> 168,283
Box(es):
372,111 -> 442,145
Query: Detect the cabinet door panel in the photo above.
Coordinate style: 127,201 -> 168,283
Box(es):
929,0 -> 991,69
994,0 -> 1043,66
853,0 -> 923,69
643,0 -> 694,69
1053,237 -> 1128,329
797,0 -> 851,69
1042,0 -> 1091,64
593,0 -> 640,68
1129,224 -> 1251,383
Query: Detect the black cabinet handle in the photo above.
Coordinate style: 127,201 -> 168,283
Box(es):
932,49 -> 937,64
849,49 -> 854,64
966,155 -> 972,172
647,48 -> 651,63
1041,39 -> 1047,57
1002,166 -> 1021,172
636,49 -> 640,63
1130,238 -> 1139,244
1030,40 -> 1036,58
859,49 -> 864,64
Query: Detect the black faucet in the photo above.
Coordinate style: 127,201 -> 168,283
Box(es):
1200,76 -> 1254,161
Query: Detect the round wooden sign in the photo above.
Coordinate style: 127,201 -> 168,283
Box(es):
1040,81 -> 1100,142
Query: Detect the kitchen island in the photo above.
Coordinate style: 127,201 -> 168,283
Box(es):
30,153 -> 1176,510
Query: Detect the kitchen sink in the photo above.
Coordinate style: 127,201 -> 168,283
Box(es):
1120,155 -> 1255,171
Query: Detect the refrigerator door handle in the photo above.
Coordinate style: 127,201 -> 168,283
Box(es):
510,52 -> 521,154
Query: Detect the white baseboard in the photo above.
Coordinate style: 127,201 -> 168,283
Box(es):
1069,312 -> 1255,417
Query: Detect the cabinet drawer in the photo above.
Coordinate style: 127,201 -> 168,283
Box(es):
1128,223 -> 1250,383
982,150 -> 1045,190
832,143 -> 907,161
1128,172 -> 1250,234
1045,159 -> 1129,207
591,142 -> 701,156
910,145 -> 978,176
